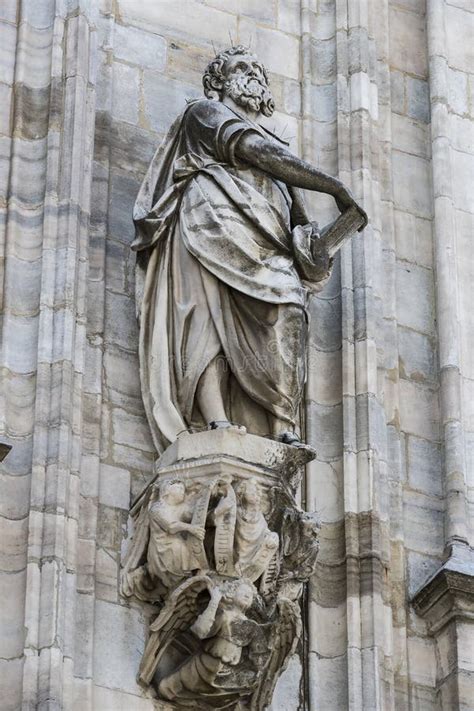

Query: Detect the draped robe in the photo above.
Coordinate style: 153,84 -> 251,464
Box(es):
132,99 -> 331,453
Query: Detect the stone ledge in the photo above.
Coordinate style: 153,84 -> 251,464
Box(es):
131,429 -> 316,513
412,543 -> 474,634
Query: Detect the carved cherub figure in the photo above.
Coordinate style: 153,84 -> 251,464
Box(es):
234,480 -> 279,583
158,578 -> 257,707
137,574 -> 301,710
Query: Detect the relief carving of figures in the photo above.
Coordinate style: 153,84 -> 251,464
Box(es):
147,480 -> 206,588
122,468 -> 319,709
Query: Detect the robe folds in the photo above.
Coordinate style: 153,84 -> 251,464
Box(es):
132,98 -> 330,453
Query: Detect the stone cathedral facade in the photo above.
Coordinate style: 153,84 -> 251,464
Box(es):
0,1 -> 473,710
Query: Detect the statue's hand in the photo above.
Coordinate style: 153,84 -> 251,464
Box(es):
335,188 -> 368,231
190,525 -> 206,541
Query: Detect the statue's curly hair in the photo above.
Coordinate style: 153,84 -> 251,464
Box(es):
220,577 -> 256,605
202,45 -> 269,100
235,478 -> 261,505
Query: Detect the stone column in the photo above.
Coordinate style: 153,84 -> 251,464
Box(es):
336,2 -> 393,709
410,3 -> 474,710
0,1 -> 98,709
427,0 -> 468,549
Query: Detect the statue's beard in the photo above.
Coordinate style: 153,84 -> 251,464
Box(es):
224,74 -> 275,117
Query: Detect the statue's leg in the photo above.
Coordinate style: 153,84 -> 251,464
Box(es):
196,355 -> 229,425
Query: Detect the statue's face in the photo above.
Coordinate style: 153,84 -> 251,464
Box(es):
234,583 -> 254,610
222,53 -> 275,117
166,482 -> 185,504
242,481 -> 260,506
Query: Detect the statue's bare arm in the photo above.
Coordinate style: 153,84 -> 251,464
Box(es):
152,508 -> 205,539
236,132 -> 367,224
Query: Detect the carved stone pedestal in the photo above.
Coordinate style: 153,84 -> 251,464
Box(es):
121,429 -> 319,710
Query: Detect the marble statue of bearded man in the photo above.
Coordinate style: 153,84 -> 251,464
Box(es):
132,46 -> 367,452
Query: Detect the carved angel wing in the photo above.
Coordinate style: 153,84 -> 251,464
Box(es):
138,574 -> 213,685
250,597 -> 302,711
120,490 -> 153,599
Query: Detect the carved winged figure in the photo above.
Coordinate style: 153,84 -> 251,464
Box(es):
121,479 -> 207,600
138,574 -> 300,711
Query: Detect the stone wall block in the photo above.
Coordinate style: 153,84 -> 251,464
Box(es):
398,327 -> 436,383
445,4 -> 474,73
310,36 -> 336,83
93,599 -> 147,696
0,658 -> 24,711
389,7 -> 428,77
452,149 -> 474,210
108,170 -> 141,241
0,136 -> 12,200
392,151 -> 432,218
307,348 -> 342,406
13,84 -> 51,140
0,470 -> 31,520
0,21 -> 17,85
19,0 -> 56,31
403,490 -> 444,557
406,76 -> 430,124
95,546 -> 119,602
142,70 -> 201,134
76,537 -> 95,593
15,25 -> 55,90
310,83 -> 337,123
91,685 -> 155,710
0,569 -> 28,657
396,262 -> 435,335
117,0 -> 238,46
399,380 -> 440,441
0,0 -> 17,24
65,14 -> 91,80
0,515 -> 28,572
104,290 -> 138,351
307,458 -> 344,523
308,652 -> 349,711
309,600 -> 348,657
9,136 -> 48,206
390,69 -> 405,115
307,400 -> 343,461
3,315 -> 39,374
431,133 -> 453,200
391,113 -> 430,159
112,61 -> 140,124
407,435 -> 442,497
99,463 -> 130,509
113,23 -> 167,71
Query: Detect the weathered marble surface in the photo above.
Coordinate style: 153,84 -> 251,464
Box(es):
0,0 -> 473,709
